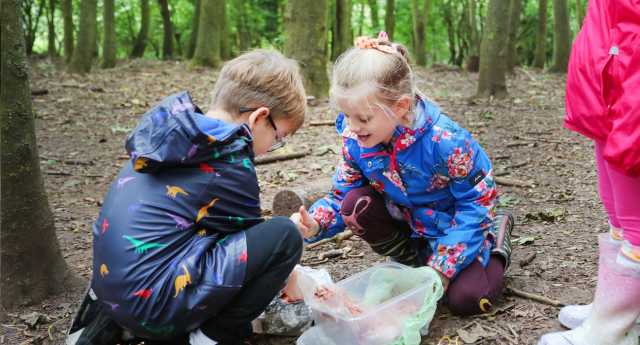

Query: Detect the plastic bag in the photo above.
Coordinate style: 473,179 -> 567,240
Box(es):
296,326 -> 337,345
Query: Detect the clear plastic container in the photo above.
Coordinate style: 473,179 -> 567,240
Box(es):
309,262 -> 436,345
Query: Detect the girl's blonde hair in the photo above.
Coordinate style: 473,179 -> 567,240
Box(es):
330,39 -> 419,119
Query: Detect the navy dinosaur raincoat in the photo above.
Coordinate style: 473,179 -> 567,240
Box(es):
307,94 -> 499,279
91,91 -> 264,339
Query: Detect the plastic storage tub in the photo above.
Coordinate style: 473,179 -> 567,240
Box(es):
309,262 -> 436,345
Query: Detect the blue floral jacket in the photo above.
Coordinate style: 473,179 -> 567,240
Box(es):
307,95 -> 499,279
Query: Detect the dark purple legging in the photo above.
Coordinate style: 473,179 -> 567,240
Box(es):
341,185 -> 505,316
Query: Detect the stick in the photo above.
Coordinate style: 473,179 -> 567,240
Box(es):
505,159 -> 530,169
48,81 -> 90,88
64,159 -> 94,165
43,171 -> 71,175
317,246 -> 352,260
495,177 -> 535,188
254,152 -> 307,165
506,286 -> 567,307
307,230 -> 354,249
520,68 -> 536,82
309,121 -> 335,126
31,88 -> 49,95
519,137 -> 569,144
505,142 -> 532,147
525,132 -> 553,135
494,171 -> 510,177
483,325 -> 517,344
507,324 -> 520,340
519,252 -> 537,267
494,155 -> 512,160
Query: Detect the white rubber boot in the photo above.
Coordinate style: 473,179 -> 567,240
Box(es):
539,234 -> 640,345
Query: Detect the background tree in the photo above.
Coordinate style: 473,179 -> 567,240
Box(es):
22,0 -> 46,55
442,0 -> 456,65
101,0 -> 118,68
158,0 -> 175,59
233,0 -> 252,52
284,0 -> 330,99
131,0 -> 151,57
1,0 -> 85,307
62,0 -> 74,61
220,0 -> 231,61
576,0 -> 583,30
548,0 -> 571,72
46,0 -> 57,55
533,0 -> 548,68
466,0 -> 481,71
385,0 -> 395,41
477,0 -> 510,98
186,0 -> 201,59
190,0 -> 222,67
505,0 -> 522,73
331,0 -> 353,61
368,0 -> 381,34
411,0 -> 431,66
69,0 -> 98,73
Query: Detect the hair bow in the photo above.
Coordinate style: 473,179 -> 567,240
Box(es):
354,31 -> 397,54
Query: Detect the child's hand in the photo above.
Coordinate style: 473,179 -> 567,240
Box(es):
428,266 -> 451,293
290,206 -> 320,238
282,269 -> 304,302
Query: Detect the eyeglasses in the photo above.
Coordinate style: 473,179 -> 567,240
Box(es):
240,108 -> 286,152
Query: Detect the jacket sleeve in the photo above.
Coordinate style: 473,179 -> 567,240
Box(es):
194,158 -> 265,235
306,138 -> 369,243
424,137 -> 498,279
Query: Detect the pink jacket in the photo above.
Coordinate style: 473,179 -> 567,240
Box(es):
564,0 -> 640,177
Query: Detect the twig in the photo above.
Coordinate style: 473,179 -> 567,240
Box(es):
48,316 -> 70,340
84,174 -> 104,178
309,121 -> 335,126
506,142 -> 532,147
254,152 -> 307,165
482,325 -> 517,344
347,252 -> 365,258
506,286 -> 567,307
48,81 -> 90,88
507,324 -> 520,340
459,321 -> 478,331
505,159 -> 530,170
494,171 -> 510,177
98,61 -> 135,73
519,252 -> 537,267
318,246 -> 352,260
64,159 -> 94,165
520,68 -> 536,82
307,230 -> 354,249
518,137 -> 569,144
525,132 -> 553,135
43,171 -> 71,175
494,155 -> 511,160
495,177 -> 535,188
307,258 -> 329,265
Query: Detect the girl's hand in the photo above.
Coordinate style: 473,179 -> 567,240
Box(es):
290,206 -> 320,238
282,269 -> 304,302
429,266 -> 451,293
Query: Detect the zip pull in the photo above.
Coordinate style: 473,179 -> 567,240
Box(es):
609,46 -> 619,55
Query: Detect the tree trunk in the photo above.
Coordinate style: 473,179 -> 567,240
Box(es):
190,0 -> 222,67
443,1 -> 456,65
411,0 -> 431,67
131,0 -> 150,57
367,0 -> 380,34
576,0 -> 583,30
24,0 -> 47,54
358,0 -> 364,37
548,0 -> 571,73
220,0 -> 231,60
62,0 -> 74,61
533,0 -> 547,68
505,0 -> 522,73
234,0 -> 252,52
69,0 -> 98,73
284,0 -> 330,99
47,0 -> 57,55
331,0 -> 353,61
385,0 -> 395,41
466,0 -> 480,71
100,0 -> 117,68
1,0 -> 86,307
476,0 -> 510,99
186,0 -> 201,59
158,0 -> 174,59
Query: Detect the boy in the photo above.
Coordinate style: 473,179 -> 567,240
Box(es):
68,50 -> 307,345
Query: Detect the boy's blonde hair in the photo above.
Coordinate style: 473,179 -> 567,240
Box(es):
209,50 -> 307,132
331,40 -> 422,118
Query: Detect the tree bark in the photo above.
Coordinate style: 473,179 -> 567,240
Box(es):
62,0 -> 74,61
476,0 -> 510,99
23,0 -> 47,54
576,0 -> 583,30
385,0 -> 395,41
100,0 -> 117,68
234,0 -> 252,52
284,0 -> 330,99
411,0 -> 431,67
547,0 -> 571,73
186,0 -> 201,59
466,0 -> 481,71
220,0 -> 231,60
47,0 -> 57,55
505,0 -> 522,73
69,0 -> 98,73
533,0 -> 547,68
190,0 -> 222,67
443,1 -> 456,65
158,0 -> 174,59
367,0 -> 380,34
1,0 -> 86,307
131,0 -> 150,57
331,0 -> 353,61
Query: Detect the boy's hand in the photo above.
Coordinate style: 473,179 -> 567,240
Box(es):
290,206 -> 320,239
282,269 -> 304,302
428,266 -> 451,293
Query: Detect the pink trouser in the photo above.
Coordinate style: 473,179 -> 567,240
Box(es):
595,142 -> 640,246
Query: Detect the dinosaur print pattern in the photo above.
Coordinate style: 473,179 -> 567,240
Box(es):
207,136 -> 216,145
197,198 -> 219,222
134,158 -> 149,171
199,163 -> 214,174
172,101 -> 193,114
230,217 -> 244,227
173,265 -> 192,298
133,289 -> 153,300
123,236 -> 168,253
165,212 -> 194,230
102,218 -> 109,234
101,264 -> 109,277
238,249 -> 248,263
229,152 -> 236,163
142,322 -> 174,336
197,229 -> 206,236
181,145 -> 197,163
128,200 -> 143,214
104,301 -> 119,311
243,158 -> 252,171
166,185 -> 189,198
117,177 -> 136,188
130,151 -> 138,162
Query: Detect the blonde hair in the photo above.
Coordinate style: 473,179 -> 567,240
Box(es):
209,50 -> 307,132
330,40 -> 423,120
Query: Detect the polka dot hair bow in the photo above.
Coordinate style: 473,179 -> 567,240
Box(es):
354,31 -> 397,54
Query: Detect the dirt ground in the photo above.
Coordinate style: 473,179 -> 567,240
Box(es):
1,56 -> 609,345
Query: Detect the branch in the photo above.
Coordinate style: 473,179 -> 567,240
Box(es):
506,286 -> 567,307
254,152 -> 307,165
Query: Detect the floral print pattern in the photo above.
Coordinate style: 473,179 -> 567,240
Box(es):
447,139 -> 475,180
428,243 -> 468,278
311,206 -> 338,232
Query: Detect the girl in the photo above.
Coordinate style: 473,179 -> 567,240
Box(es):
290,32 -> 514,316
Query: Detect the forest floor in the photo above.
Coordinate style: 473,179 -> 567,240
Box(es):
1,56 -> 609,345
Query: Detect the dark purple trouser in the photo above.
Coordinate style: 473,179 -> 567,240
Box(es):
340,186 -> 505,316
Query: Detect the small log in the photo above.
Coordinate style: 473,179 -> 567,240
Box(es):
506,286 -> 567,307
307,230 -> 354,249
309,120 -> 335,126
494,155 -> 512,160
48,82 -> 90,88
495,177 -> 535,188
519,252 -> 537,267
31,88 -> 49,96
43,171 -> 71,175
272,179 -> 334,217
64,159 -> 94,165
254,152 -> 307,165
